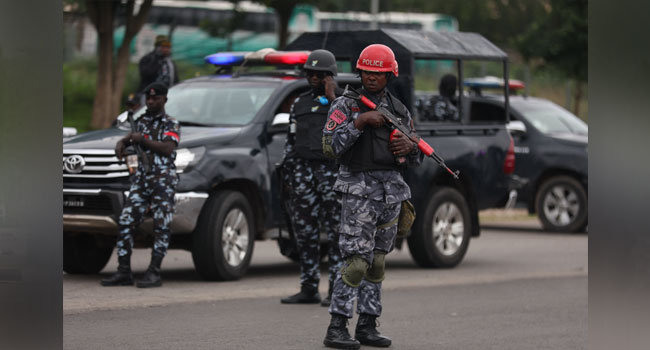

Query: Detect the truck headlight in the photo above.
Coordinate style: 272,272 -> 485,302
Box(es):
175,147 -> 205,173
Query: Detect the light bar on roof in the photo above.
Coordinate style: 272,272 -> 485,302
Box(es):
204,48 -> 311,66
464,76 -> 525,90
264,51 -> 310,65
204,52 -> 249,65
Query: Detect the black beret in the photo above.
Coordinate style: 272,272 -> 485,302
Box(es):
125,93 -> 141,106
144,82 -> 168,96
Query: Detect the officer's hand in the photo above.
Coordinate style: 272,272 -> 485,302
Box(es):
389,130 -> 415,156
129,132 -> 145,145
355,111 -> 385,130
115,141 -> 125,160
323,76 -> 337,102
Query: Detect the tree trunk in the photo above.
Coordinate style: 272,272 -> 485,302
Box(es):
572,81 -> 583,118
87,0 -> 153,129
89,1 -> 116,129
276,5 -> 293,49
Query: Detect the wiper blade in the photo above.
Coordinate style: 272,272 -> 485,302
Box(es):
179,121 -> 213,127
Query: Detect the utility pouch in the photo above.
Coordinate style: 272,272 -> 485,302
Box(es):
397,200 -> 416,238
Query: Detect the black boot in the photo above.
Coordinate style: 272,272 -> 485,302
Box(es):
136,254 -> 163,288
324,314 -> 361,349
355,314 -> 392,347
281,285 -> 321,304
100,255 -> 133,286
321,281 -> 333,307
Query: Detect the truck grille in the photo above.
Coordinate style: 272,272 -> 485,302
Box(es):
63,149 -> 129,179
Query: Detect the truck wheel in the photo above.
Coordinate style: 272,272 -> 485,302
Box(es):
535,176 -> 587,232
63,234 -> 113,274
408,187 -> 471,268
192,190 -> 255,281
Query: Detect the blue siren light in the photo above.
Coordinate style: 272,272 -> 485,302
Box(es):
204,48 -> 312,67
204,52 -> 248,65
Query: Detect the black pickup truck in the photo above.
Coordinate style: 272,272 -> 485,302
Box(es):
63,29 -> 515,280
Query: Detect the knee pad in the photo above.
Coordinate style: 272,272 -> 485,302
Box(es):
341,255 -> 369,287
365,252 -> 386,283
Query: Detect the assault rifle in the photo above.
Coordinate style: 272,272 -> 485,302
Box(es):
342,85 -> 459,179
126,110 -> 152,173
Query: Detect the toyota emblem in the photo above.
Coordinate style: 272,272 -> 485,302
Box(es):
64,155 -> 85,174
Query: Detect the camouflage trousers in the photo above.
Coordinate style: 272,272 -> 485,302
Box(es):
329,193 -> 401,318
116,170 -> 178,258
287,158 -> 342,290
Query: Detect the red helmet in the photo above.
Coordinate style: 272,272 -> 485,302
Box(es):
356,44 -> 399,77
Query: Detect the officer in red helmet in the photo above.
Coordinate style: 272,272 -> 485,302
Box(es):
321,44 -> 422,349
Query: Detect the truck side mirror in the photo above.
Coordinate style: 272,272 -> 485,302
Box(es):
63,127 -> 77,138
506,120 -> 527,139
268,113 -> 289,134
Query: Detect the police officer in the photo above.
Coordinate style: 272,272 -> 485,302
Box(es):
101,82 -> 181,288
280,49 -> 343,306
138,35 -> 179,95
426,73 -> 459,121
321,44 -> 422,349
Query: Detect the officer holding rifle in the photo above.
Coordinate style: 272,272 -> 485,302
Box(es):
101,82 -> 181,289
321,44 -> 422,349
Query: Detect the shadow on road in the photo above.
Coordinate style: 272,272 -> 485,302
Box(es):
481,223 -> 586,236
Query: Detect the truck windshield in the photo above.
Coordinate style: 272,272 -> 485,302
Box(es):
132,81 -> 278,126
511,100 -> 588,136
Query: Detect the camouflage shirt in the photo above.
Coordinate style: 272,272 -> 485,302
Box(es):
136,110 -> 181,173
323,88 -> 421,204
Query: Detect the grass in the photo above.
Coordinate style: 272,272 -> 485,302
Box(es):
63,59 -> 216,133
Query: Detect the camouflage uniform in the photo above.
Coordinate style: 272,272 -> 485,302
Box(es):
322,88 -> 421,318
116,111 -> 181,259
284,92 -> 343,292
427,95 -> 459,121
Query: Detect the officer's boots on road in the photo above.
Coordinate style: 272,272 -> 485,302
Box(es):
324,314 -> 361,350
100,255 -> 133,286
321,281 -> 333,307
281,285 -> 321,304
136,254 -> 163,288
354,314 -> 392,347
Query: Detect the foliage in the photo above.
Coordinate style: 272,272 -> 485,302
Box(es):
198,1 -> 247,51
515,0 -> 587,83
318,0 -> 548,48
64,59 -> 216,132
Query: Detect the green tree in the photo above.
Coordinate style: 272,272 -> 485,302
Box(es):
67,0 -> 154,129
199,1 -> 247,51
253,0 -> 326,49
516,0 -> 587,115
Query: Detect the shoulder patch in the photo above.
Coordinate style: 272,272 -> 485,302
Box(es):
329,109 -> 347,124
325,119 -> 337,131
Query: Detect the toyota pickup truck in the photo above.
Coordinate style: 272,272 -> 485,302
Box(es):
63,29 -> 516,280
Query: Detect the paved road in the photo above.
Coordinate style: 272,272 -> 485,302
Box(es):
64,219 -> 587,349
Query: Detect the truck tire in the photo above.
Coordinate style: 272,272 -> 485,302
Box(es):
535,175 -> 587,233
192,190 -> 255,281
408,187 -> 471,268
63,233 -> 113,274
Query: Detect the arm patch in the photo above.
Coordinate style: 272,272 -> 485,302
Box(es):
329,109 -> 347,124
